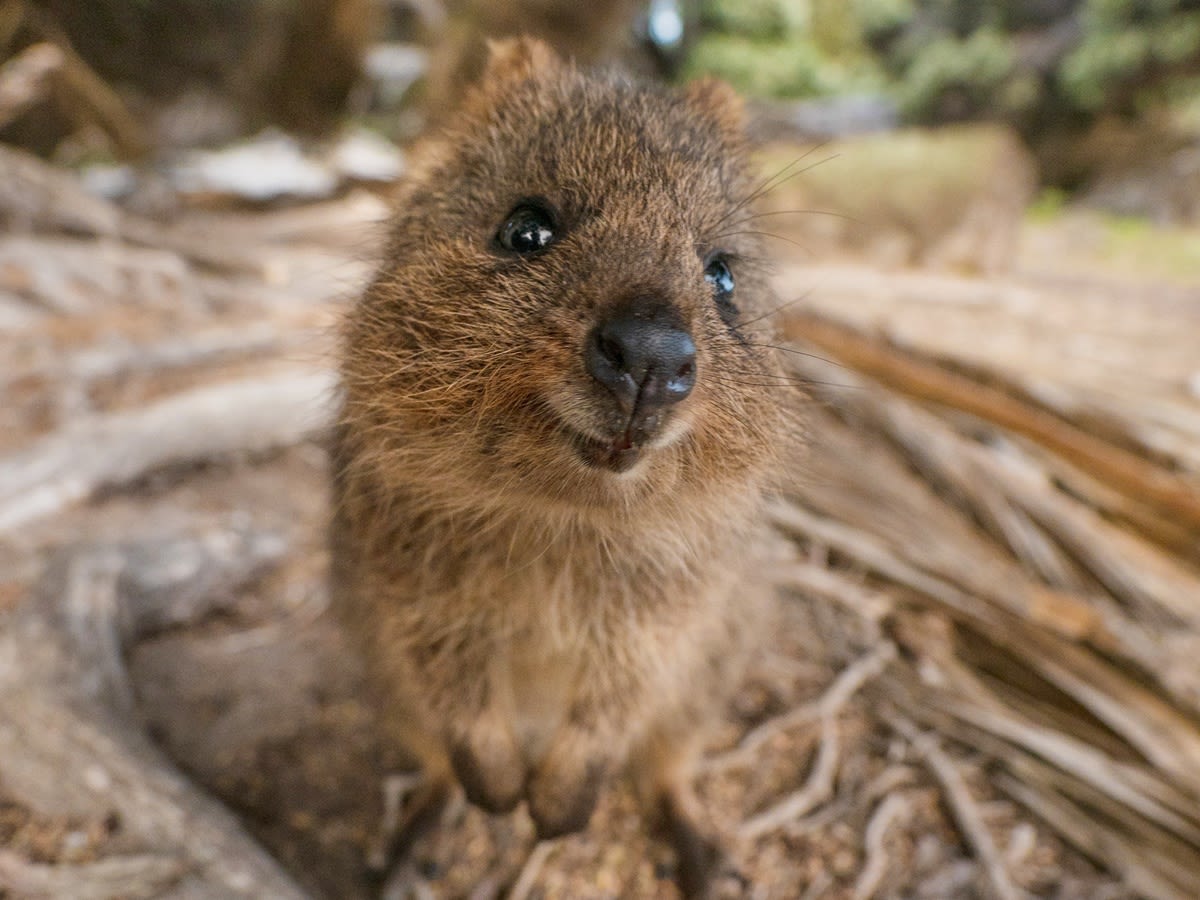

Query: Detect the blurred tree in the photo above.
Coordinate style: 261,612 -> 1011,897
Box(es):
689,0 -> 1200,130
686,0 -> 885,99
687,0 -> 1200,188
3,0 -> 376,155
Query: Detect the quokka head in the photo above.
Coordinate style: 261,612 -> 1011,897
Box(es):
341,38 -> 796,516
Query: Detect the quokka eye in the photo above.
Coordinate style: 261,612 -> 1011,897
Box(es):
496,203 -> 557,254
704,255 -> 736,313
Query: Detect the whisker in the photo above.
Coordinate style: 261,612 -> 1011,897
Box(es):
723,207 -> 860,231
724,156 -> 814,222
716,364 -> 862,391
742,341 -> 847,369
711,230 -> 812,253
736,291 -> 816,328
709,374 -> 861,392
716,148 -> 837,230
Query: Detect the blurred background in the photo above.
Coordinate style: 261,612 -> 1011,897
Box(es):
4,1 -> 1200,217
2,3 -> 1200,899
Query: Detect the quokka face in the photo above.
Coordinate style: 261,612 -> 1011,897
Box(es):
341,40 -> 788,519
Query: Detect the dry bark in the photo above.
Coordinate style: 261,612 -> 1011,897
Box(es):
17,1 -> 150,158
0,369 -> 336,534
0,527 -> 307,899
0,145 -> 277,276
0,41 -> 61,128
761,302 -> 1200,898
781,308 -> 1200,535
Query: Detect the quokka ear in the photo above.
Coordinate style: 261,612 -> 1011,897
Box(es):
481,36 -> 564,88
682,76 -> 747,136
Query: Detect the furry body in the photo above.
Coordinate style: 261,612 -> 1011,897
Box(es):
332,38 -> 792,895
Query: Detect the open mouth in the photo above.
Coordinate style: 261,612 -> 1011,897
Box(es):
565,426 -> 643,474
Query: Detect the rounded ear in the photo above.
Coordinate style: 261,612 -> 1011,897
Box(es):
682,77 -> 746,136
481,36 -> 563,88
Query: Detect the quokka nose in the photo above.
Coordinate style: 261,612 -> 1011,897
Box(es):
586,317 -> 697,413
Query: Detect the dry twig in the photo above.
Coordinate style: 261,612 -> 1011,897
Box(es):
368,773 -> 424,872
782,309 -> 1200,534
712,640 -> 894,776
738,642 -> 897,836
852,792 -> 914,900
889,715 -> 1025,900
507,842 -> 554,900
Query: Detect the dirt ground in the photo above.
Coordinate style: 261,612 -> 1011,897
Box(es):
1,192 -> 1197,898
0,446 -> 1126,900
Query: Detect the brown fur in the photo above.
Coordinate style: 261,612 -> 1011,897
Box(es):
332,38 -> 797,896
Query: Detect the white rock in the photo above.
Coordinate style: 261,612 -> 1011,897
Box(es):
171,131 -> 337,201
330,128 -> 404,183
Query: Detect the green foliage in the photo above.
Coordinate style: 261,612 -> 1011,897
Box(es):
1099,215 -> 1200,279
690,0 -> 1200,131
685,35 -> 856,99
690,0 -> 884,100
1028,187 -> 1070,221
699,0 -> 799,40
1062,3 -> 1200,109
896,28 -> 1015,117
853,0 -> 916,36
1155,12 -> 1200,65
1061,31 -> 1148,109
810,0 -> 866,57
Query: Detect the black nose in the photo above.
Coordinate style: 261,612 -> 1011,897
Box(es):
586,317 -> 696,413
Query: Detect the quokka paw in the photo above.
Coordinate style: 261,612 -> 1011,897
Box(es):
448,728 -> 525,814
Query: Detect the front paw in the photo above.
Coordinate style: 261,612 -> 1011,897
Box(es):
448,725 -> 524,814
664,816 -> 724,900
657,789 -> 726,900
527,736 -> 607,839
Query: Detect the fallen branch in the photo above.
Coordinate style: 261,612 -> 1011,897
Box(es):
788,358 -> 1200,717
888,714 -> 1025,900
0,369 -> 336,534
0,143 -> 121,236
770,485 -> 1200,775
877,613 -> 1200,899
0,145 -> 274,276
1,325 -> 295,393
782,309 -> 1200,535
0,42 -> 62,129
996,773 -> 1196,900
21,3 -> 150,159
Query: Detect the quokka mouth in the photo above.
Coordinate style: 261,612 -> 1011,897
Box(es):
564,425 -> 644,474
